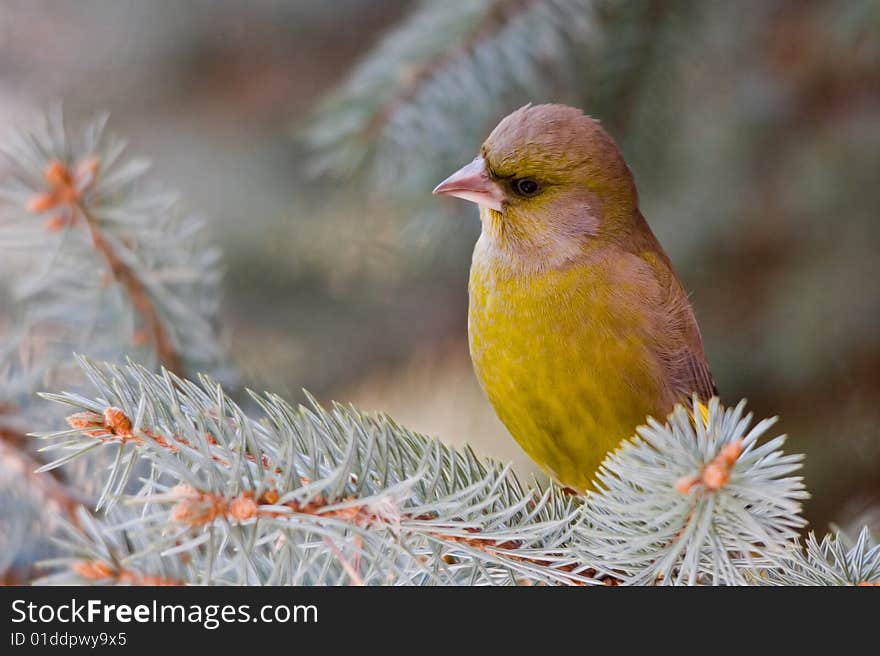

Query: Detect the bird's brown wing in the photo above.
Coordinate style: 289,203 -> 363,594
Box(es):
678,341 -> 718,402
649,298 -> 717,403
655,274 -> 717,403
631,216 -> 717,403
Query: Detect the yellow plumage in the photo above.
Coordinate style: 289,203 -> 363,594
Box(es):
434,104 -> 715,492
470,232 -> 668,489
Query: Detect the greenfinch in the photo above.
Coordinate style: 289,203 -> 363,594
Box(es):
433,104 -> 715,492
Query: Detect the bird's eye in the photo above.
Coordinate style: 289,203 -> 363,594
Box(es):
513,178 -> 540,196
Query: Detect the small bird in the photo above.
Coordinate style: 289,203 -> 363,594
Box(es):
433,104 -> 715,492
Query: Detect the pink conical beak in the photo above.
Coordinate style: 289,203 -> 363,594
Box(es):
432,156 -> 504,211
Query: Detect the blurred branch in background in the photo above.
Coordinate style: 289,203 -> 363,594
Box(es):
0,110 -> 225,399
304,0 -> 602,190
0,111 -> 226,581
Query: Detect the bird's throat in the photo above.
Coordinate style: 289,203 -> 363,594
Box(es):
476,206 -> 594,275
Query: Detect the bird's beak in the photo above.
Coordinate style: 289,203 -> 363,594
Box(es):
432,156 -> 504,211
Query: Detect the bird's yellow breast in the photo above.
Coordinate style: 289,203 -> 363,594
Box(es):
468,237 -> 668,491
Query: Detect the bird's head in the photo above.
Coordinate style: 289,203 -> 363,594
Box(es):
434,104 -> 639,267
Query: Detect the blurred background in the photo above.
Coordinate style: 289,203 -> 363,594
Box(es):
1,0 -> 878,540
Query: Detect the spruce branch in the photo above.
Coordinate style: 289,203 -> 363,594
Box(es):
77,200 -> 181,374
0,109 -> 227,580
577,398 -> 809,585
37,358 -> 595,585
18,154 -> 180,370
31,358 -> 822,586
0,108 -> 225,404
772,528 -> 880,586
35,507 -> 187,587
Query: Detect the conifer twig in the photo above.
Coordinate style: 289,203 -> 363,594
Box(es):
0,111 -> 225,581
24,157 -> 183,373
75,201 -> 181,374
